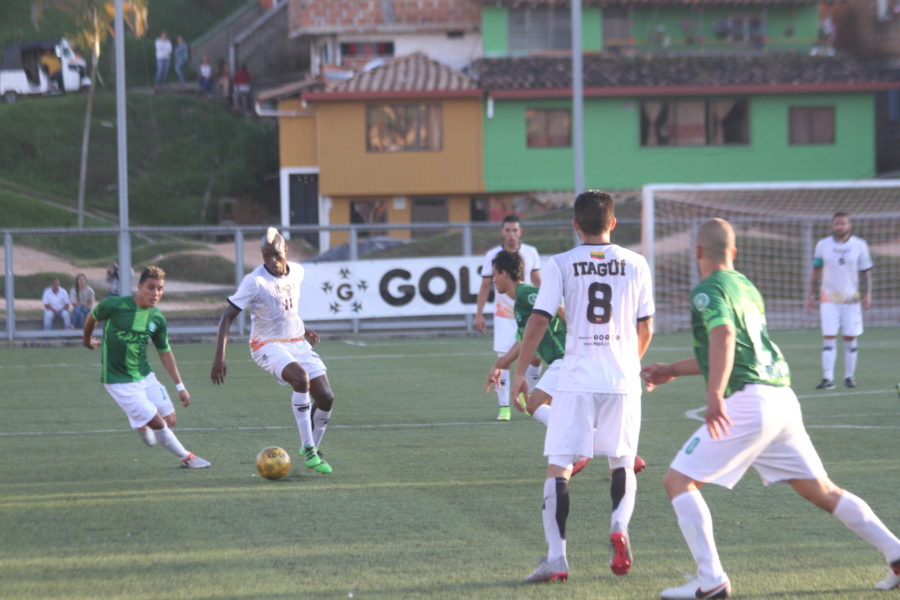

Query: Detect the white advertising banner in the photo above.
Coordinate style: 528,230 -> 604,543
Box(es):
299,256 -> 492,321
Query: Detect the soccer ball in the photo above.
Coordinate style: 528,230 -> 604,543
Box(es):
256,446 -> 292,480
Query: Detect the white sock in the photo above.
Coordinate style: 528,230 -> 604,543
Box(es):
833,491 -> 900,561
312,407 -> 332,448
525,363 -> 542,392
542,477 -> 568,561
822,342 -> 836,381
610,468 -> 637,532
532,404 -> 551,426
672,489 -> 726,585
844,340 -> 858,379
153,425 -> 189,459
496,369 -> 510,407
291,391 -> 314,448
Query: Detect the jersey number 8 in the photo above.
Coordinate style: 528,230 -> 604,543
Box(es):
587,282 -> 613,324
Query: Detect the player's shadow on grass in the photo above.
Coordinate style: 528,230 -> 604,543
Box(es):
737,588 -> 871,598
341,578 -> 556,596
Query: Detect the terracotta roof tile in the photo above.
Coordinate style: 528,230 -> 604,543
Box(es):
480,0 -> 816,6
472,54 -> 891,91
325,52 -> 478,94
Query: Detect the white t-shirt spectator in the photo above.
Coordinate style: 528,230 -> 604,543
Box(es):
42,286 -> 71,312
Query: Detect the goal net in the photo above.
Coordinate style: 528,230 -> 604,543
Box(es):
642,181 -> 900,333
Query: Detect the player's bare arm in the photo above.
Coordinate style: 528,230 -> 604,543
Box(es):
704,324 -> 736,440
640,357 -> 701,391
862,269 -> 873,311
485,341 -> 520,393
81,312 -> 100,349
512,313 -> 549,400
805,265 -> 821,313
211,303 -> 241,385
473,277 -> 492,333
637,317 -> 654,359
530,269 -> 542,287
160,350 -> 191,407
305,328 -> 320,346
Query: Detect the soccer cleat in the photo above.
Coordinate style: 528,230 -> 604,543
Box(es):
180,453 -> 211,469
137,426 -> 157,447
303,445 -> 333,474
571,457 -> 591,476
660,576 -> 731,599
634,455 -> 647,474
497,406 -> 511,421
815,379 -> 836,390
524,555 -> 569,583
875,559 -> 900,590
844,376 -> 857,388
609,523 -> 633,575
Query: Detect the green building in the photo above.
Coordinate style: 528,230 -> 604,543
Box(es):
474,0 -> 897,192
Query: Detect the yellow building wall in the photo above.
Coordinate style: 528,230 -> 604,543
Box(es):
315,98 -> 484,196
278,99 -> 317,167
327,195 -> 472,246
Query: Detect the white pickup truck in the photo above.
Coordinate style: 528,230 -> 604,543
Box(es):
0,38 -> 90,103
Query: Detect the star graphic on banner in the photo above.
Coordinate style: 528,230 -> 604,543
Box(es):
357,280 -> 368,291
339,267 -> 350,279
321,281 -> 333,293
352,301 -> 362,313
329,302 -> 340,314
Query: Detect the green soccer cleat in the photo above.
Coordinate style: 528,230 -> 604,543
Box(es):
497,406 -> 511,421
302,445 -> 332,474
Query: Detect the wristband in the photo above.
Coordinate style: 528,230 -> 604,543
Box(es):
175,382 -> 186,392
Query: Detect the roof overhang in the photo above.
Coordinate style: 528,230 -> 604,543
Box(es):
303,89 -> 483,101
488,82 -> 900,98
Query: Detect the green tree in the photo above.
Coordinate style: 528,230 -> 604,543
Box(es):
32,0 -> 148,227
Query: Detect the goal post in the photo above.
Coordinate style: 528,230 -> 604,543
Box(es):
642,180 -> 900,332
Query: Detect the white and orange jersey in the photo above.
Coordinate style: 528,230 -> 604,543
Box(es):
533,244 -> 654,395
228,262 -> 306,350
814,235 -> 873,303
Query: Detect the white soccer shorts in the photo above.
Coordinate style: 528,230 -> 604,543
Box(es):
820,302 -> 863,337
252,339 -> 327,385
535,359 -> 561,396
104,372 -> 175,429
544,391 -> 640,463
669,384 -> 828,489
492,313 -> 517,353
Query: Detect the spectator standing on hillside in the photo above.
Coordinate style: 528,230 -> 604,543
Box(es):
42,277 -> 71,330
216,60 -> 231,103
154,31 -> 173,89
198,54 -> 213,98
69,273 -> 95,329
173,35 -> 189,84
233,64 -> 251,114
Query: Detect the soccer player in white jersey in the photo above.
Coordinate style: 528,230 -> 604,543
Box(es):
512,190 -> 654,583
474,214 -> 543,421
211,228 -> 334,474
805,212 -> 873,390
642,219 -> 899,598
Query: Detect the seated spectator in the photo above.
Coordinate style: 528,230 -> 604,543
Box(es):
40,49 -> 63,93
42,277 -> 71,330
69,273 -> 95,329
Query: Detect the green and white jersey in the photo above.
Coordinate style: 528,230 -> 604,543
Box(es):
690,270 -> 790,397
514,283 -> 566,365
91,296 -> 171,384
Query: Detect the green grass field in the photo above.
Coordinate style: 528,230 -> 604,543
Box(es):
1,329 -> 898,600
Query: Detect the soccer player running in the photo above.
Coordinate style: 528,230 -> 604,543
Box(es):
484,249 -> 647,477
642,218 -> 900,599
511,191 -> 654,582
211,228 -> 334,474
805,211 -> 873,390
82,266 -> 210,469
474,214 -> 543,421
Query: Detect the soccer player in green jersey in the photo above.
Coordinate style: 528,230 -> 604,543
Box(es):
641,219 -> 899,598
83,266 -> 210,469
484,250 -> 566,425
